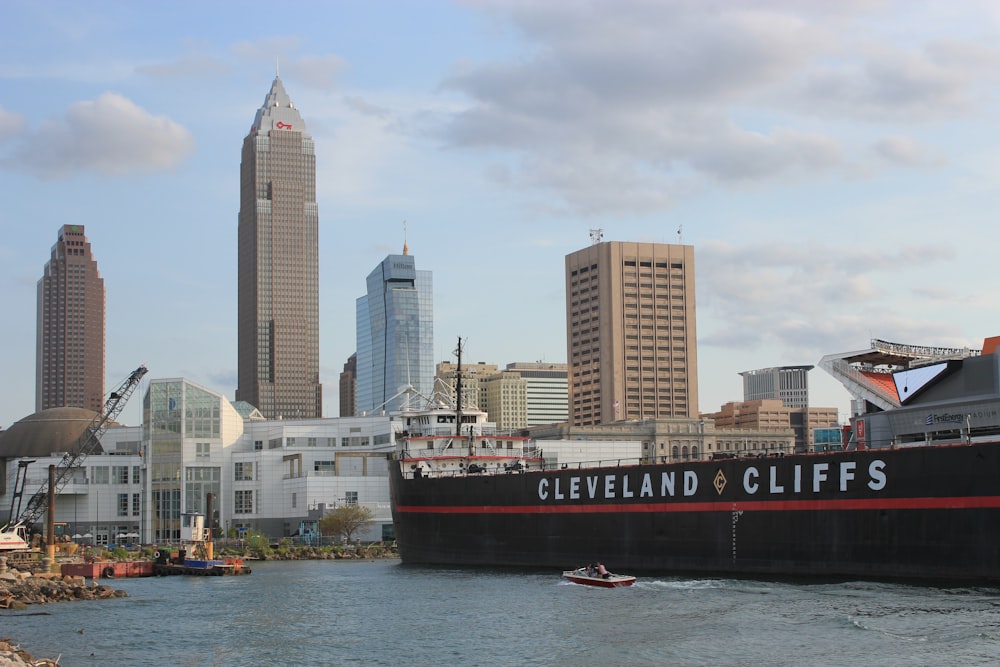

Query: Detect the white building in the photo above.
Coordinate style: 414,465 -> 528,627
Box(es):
0,378 -> 398,546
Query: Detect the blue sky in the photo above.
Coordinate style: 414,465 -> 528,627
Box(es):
3,0 -> 999,429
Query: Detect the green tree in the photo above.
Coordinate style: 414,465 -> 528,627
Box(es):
319,505 -> 375,543
244,530 -> 271,559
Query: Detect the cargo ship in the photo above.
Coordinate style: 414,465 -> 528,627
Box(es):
389,337 -> 1000,582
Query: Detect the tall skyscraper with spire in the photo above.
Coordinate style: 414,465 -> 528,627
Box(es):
355,242 -> 434,415
36,224 -> 106,413
237,75 -> 321,419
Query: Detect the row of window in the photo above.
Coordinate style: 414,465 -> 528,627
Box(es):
91,466 -> 141,485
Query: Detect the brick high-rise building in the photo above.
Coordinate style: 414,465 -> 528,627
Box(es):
339,353 -> 357,418
565,241 -> 698,426
237,75 -> 321,419
36,224 -> 106,413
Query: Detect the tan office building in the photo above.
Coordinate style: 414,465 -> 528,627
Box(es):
566,241 -> 698,426
237,75 -> 322,419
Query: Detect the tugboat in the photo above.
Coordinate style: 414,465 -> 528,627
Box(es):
153,495 -> 250,576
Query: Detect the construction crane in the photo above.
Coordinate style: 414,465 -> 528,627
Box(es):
4,364 -> 148,536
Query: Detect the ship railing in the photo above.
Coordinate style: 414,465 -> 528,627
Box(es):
395,446 -> 539,460
399,457 -> 646,479
554,458 -> 644,470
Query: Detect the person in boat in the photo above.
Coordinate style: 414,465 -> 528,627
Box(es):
585,563 -> 597,577
597,562 -> 610,579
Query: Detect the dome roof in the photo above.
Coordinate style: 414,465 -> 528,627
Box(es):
0,407 -> 102,459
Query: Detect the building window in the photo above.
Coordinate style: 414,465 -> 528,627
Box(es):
117,493 -> 129,516
113,466 -> 129,484
92,466 -> 109,484
132,493 -> 140,516
234,462 -> 254,481
291,492 -> 297,509
254,440 -> 263,451
234,490 -> 253,514
196,442 -> 210,459
132,466 -> 141,484
345,491 -> 358,505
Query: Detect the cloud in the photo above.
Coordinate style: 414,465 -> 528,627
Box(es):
695,239 -> 960,357
232,36 -> 302,64
3,93 -> 194,179
136,54 -> 230,80
0,106 -> 25,142
290,55 -> 347,91
343,95 -> 391,119
432,1 -> 1000,214
870,135 -> 942,167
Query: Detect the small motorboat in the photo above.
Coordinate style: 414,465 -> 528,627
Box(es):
563,567 -> 636,588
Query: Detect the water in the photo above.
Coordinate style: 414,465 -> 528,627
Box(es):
4,560 -> 1000,666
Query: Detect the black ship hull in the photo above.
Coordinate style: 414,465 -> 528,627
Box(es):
389,443 -> 1000,582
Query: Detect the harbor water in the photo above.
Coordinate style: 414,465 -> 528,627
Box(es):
3,560 -> 1000,666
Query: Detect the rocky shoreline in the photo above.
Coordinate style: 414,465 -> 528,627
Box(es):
0,638 -> 60,667
1,558 -> 127,666
0,570 -> 126,610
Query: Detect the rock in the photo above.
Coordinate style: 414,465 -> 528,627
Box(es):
0,571 -> 127,607
0,639 -> 59,666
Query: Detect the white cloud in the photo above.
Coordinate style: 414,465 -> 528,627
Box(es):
695,239 -> 960,358
871,135 -> 942,167
0,105 -> 25,141
290,55 -> 347,91
3,93 -> 194,179
433,1 -> 1000,214
136,54 -> 230,80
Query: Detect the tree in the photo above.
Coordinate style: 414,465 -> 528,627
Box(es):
319,504 -> 375,543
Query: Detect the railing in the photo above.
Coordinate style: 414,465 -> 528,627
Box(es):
400,456 -> 645,480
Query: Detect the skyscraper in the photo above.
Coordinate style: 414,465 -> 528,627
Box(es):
565,241 -> 698,426
355,248 -> 433,415
740,365 -> 813,409
237,75 -> 321,419
36,224 -> 106,413
339,353 -> 357,418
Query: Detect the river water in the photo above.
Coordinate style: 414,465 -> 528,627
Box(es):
3,560 -> 1000,666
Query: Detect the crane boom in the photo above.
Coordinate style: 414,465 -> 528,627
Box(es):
7,364 -> 148,530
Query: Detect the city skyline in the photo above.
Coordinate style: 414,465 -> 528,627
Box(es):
4,2 -> 1000,428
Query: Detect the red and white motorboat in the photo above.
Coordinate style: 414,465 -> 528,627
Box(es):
562,567 -> 636,588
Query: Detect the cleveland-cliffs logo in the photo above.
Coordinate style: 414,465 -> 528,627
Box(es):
536,460 -> 887,502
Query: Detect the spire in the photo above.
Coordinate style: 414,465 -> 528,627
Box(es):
403,220 -> 409,255
251,74 -> 306,134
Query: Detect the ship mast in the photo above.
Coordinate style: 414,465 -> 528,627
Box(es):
454,337 -> 464,437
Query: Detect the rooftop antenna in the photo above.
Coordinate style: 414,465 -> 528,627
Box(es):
589,228 -> 604,245
276,56 -> 280,78
403,220 -> 408,255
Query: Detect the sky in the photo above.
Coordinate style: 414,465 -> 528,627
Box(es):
2,0 -> 999,429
